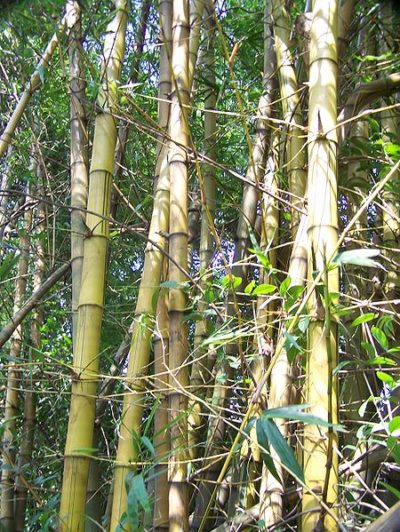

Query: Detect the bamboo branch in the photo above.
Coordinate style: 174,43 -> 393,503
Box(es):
0,262 -> 70,350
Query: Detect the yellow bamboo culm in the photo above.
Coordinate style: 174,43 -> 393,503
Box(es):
59,2 -> 128,530
302,1 -> 339,531
168,0 -> 191,530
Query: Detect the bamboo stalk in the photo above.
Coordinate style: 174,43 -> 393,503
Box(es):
188,0 -> 216,462
59,2 -> 128,529
0,262 -> 70,349
193,2 -> 275,527
302,1 -> 339,530
271,0 -> 306,233
0,4 -> 78,159
14,172 -> 46,531
167,0 -> 191,529
0,188 -> 31,530
68,0 -> 88,351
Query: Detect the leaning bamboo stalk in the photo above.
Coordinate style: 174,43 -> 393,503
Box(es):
59,2 -> 128,530
0,189 -> 31,530
302,1 -> 339,530
109,4 -> 174,530
0,262 -> 70,350
14,176 -> 46,531
167,0 -> 191,529
68,0 -> 88,350
109,95 -> 172,532
271,0 -> 306,233
0,4 -> 78,159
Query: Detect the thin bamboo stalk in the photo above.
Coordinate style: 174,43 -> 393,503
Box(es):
271,0 -> 306,233
108,1 -> 173,527
0,187 -> 31,530
192,2 -> 275,527
0,4 -> 78,159
59,2 -> 128,530
188,0 -> 216,462
302,1 -> 339,530
0,262 -> 70,349
14,173 -> 46,531
68,0 -> 88,351
153,284 -> 170,531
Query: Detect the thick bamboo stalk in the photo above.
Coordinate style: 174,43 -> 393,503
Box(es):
0,190 -> 31,530
14,178 -> 46,531
0,4 -> 78,159
59,2 -> 128,530
302,1 -> 339,530
271,0 -> 306,233
68,0 -> 88,350
85,4 -> 151,528
167,1 -> 191,530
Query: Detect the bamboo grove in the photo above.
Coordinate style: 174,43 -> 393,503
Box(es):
1,0 -> 400,530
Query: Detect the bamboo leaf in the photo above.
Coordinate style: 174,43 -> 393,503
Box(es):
252,283 -> 276,295
255,418 -> 280,482
332,249 -> 382,269
351,313 -> 376,327
262,405 -> 346,432
380,481 -> 400,500
376,371 -> 394,384
372,325 -> 389,349
259,418 -> 304,482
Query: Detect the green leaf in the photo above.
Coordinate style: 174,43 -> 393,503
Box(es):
298,316 -> 310,334
376,371 -> 394,384
202,326 -> 250,346
249,248 -> 271,270
37,64 -> 45,83
255,418 -> 280,482
366,357 -> 396,366
252,283 -> 277,296
221,274 -> 242,290
159,280 -> 190,291
361,341 -> 376,358
380,481 -> 400,500
332,249 -> 382,269
372,326 -> 389,349
140,436 -> 155,456
244,280 -> 256,294
262,405 -> 346,432
279,276 -> 291,297
351,313 -> 376,327
389,416 -> 400,435
259,418 -> 304,482
388,436 -> 400,466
